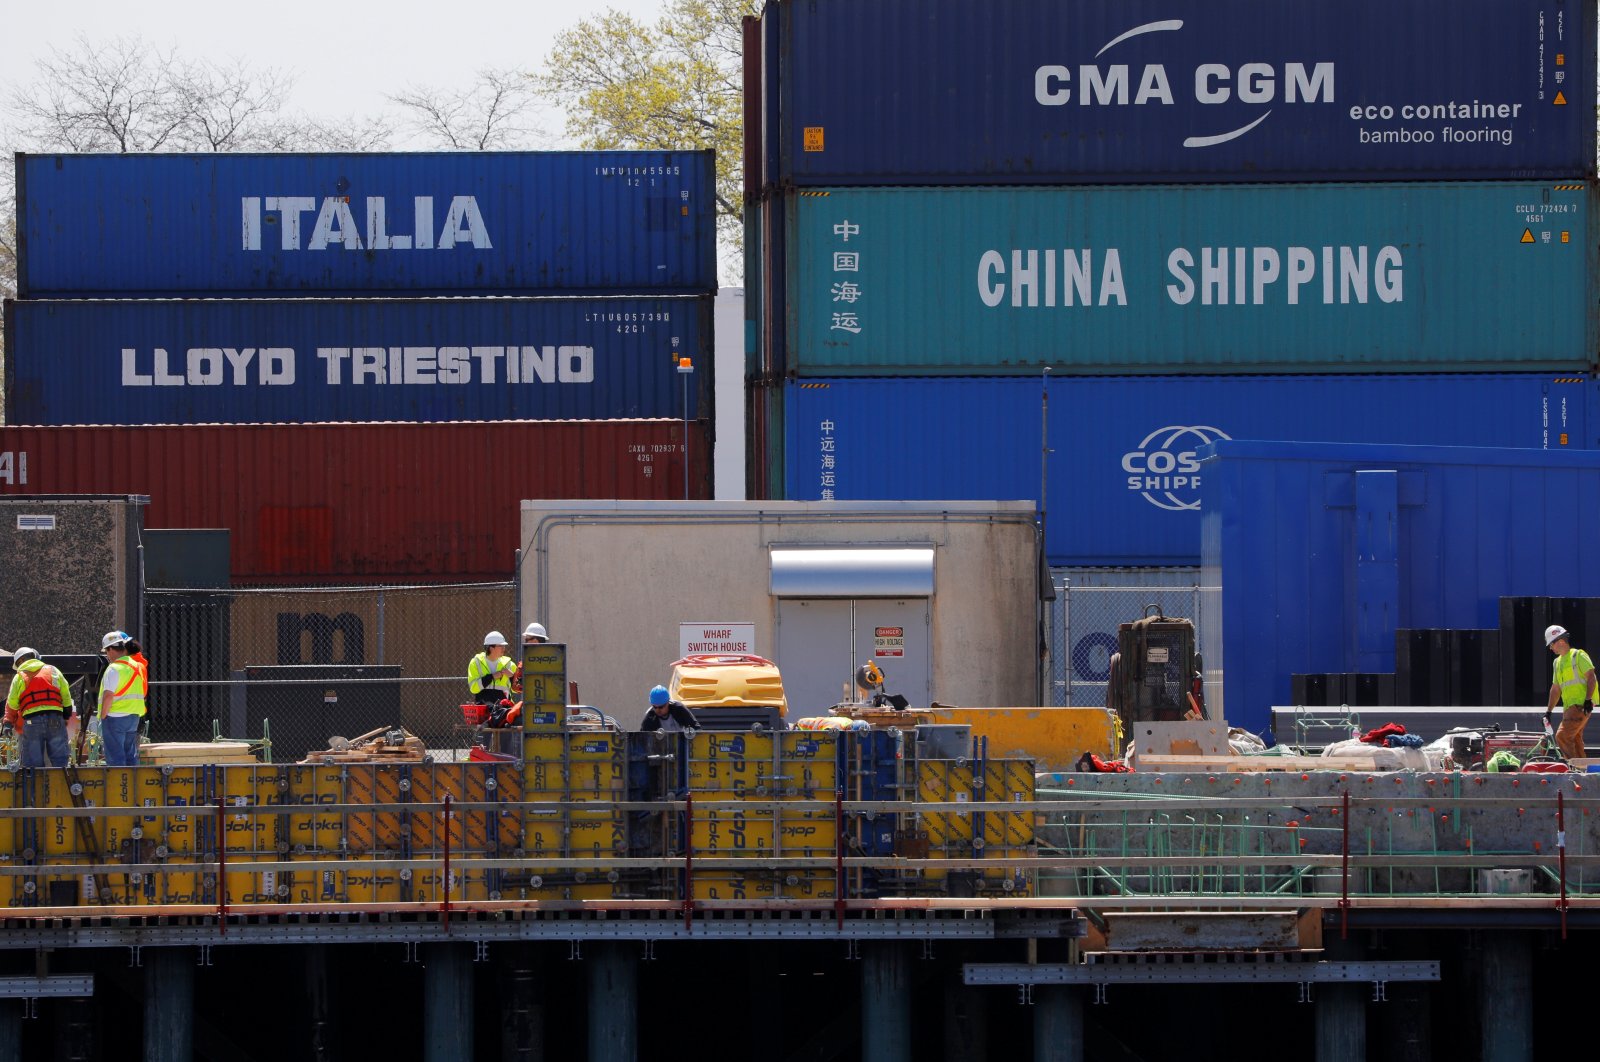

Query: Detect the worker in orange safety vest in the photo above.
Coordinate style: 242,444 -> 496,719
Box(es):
5,647 -> 73,767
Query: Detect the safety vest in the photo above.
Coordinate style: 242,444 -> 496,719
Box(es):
17,663 -> 67,716
467,652 -> 515,695
103,654 -> 148,717
1553,648 -> 1595,708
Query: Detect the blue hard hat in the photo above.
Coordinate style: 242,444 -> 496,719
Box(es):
650,684 -> 670,706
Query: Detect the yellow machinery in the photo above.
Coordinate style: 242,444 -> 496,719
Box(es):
668,653 -> 789,730
838,705 -> 1119,772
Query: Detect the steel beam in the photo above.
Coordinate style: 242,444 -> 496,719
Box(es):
0,977 -> 93,999
0,912 -> 1072,949
964,960 -> 1440,986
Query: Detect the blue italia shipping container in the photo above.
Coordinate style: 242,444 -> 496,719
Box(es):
761,0 -> 1597,185
783,183 -> 1598,375
781,375 -> 1600,566
1200,441 -> 1600,734
15,151 -> 717,297
3,296 -> 710,425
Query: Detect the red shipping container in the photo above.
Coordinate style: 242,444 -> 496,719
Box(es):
0,421 -> 710,581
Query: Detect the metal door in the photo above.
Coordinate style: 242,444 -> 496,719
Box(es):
775,598 -> 930,720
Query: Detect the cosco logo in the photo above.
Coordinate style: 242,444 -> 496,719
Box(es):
1121,425 -> 1230,511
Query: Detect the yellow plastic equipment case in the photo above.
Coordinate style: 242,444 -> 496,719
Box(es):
668,653 -> 789,731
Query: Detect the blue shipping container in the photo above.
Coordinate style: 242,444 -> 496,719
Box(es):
16,151 -> 717,297
4,297 -> 710,425
782,375 -> 1600,566
785,183 -> 1598,375
768,0 -> 1597,185
1199,441 -> 1600,735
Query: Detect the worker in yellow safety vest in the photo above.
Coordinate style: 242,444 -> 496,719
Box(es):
99,630 -> 149,767
1545,624 -> 1597,760
468,631 -> 518,705
5,647 -> 73,767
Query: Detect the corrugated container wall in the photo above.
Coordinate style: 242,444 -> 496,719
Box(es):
0,422 -> 710,581
16,151 -> 717,297
782,183 -> 1597,375
4,296 -> 711,425
782,375 -> 1600,566
764,0 -> 1596,186
1199,441 -> 1600,735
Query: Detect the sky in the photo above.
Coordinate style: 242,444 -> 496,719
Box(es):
6,0 -> 672,147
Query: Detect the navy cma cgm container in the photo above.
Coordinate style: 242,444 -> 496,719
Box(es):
759,0 -> 1596,185
4,297 -> 710,425
15,151 -> 716,297
781,375 -> 1600,566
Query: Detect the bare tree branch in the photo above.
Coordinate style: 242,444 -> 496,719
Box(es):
389,69 -> 542,150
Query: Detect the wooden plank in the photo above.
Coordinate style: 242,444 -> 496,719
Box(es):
1134,754 -> 1383,772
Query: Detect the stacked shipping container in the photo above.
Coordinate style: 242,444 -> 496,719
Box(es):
745,0 -> 1598,715
3,150 -> 721,581
746,0 -> 1598,533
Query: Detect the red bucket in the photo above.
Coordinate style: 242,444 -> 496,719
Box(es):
461,703 -> 488,725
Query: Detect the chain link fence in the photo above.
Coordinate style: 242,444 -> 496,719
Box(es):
1048,569 -> 1212,707
143,582 -> 515,763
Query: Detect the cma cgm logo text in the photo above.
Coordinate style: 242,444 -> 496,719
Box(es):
1122,425 -> 1231,511
240,196 -> 492,251
1034,20 -> 1333,147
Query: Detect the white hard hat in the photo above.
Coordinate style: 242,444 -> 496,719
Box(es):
1546,624 -> 1571,647
484,630 -> 508,647
12,647 -> 37,664
522,622 -> 547,642
101,630 -> 132,651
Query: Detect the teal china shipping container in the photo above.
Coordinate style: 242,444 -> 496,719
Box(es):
782,182 -> 1597,375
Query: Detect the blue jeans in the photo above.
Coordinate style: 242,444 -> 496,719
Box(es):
102,714 -> 142,767
21,712 -> 70,768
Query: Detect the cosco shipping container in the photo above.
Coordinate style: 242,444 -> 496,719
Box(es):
780,183 -> 1597,375
0,421 -> 710,580
3,296 -> 710,425
15,151 -> 716,297
780,375 -> 1600,566
759,0 -> 1596,185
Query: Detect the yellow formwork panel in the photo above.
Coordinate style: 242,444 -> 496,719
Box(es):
223,853 -> 287,906
522,809 -> 624,858
217,766 -> 283,859
916,759 -> 1035,849
523,734 -> 624,797
931,707 -> 1116,771
691,869 -> 837,902
496,865 -> 617,901
346,765 -> 406,855
521,643 -> 568,731
687,732 -> 839,795
408,765 -> 475,856
344,863 -> 407,905
689,808 -> 837,857
282,766 -> 346,856
916,846 -> 1036,897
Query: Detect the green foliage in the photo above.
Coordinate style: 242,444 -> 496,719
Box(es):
540,0 -> 758,252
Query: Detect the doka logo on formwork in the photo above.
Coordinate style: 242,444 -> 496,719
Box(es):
1122,425 -> 1230,511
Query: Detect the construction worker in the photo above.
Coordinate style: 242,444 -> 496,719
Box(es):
512,622 -> 550,698
468,631 -> 517,705
99,631 -> 149,767
5,647 -> 73,768
1545,624 -> 1596,760
640,684 -> 699,732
